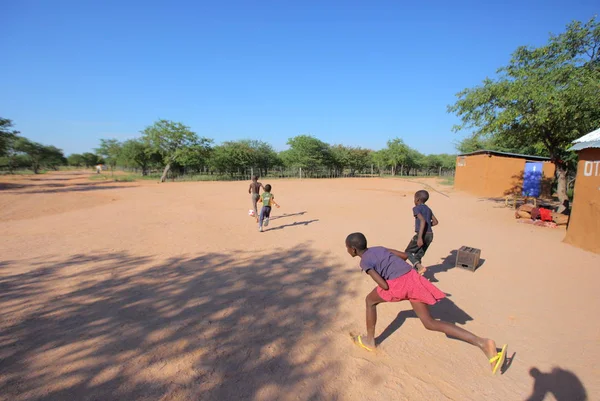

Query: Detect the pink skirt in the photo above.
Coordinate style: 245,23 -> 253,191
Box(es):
377,269 -> 446,304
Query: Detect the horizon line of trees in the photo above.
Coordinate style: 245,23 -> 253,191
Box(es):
1,117 -> 458,181
83,120 -> 458,182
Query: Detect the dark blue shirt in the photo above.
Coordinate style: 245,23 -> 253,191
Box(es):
359,246 -> 412,280
413,204 -> 433,233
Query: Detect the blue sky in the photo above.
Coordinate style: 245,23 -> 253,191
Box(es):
2,1 -> 598,156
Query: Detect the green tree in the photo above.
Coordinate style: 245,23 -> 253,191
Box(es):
330,145 -> 371,175
141,120 -> 201,182
0,118 -> 20,157
371,149 -> 390,175
95,139 -> 122,175
178,139 -> 214,173
13,138 -> 65,173
67,153 -> 86,167
81,152 -> 101,167
449,17 -> 600,203
385,138 -> 411,175
119,139 -> 162,175
42,145 -> 67,170
209,141 -> 255,176
456,136 -> 497,154
282,135 -> 331,172
241,140 -> 280,177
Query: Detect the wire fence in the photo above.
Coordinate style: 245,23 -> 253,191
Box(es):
124,166 -> 456,182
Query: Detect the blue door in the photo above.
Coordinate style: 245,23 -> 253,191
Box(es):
522,162 -> 543,197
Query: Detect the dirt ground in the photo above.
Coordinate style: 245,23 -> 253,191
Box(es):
1,171 -> 598,401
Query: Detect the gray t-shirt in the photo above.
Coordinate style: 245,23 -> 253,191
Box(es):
413,204 -> 433,233
359,246 -> 412,280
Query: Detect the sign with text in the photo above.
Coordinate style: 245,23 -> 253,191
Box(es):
583,160 -> 600,177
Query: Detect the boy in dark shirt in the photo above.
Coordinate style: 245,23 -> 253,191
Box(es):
405,190 -> 438,276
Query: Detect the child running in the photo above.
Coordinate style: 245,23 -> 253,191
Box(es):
248,176 -> 264,222
405,190 -> 438,276
345,232 -> 507,374
258,184 -> 280,232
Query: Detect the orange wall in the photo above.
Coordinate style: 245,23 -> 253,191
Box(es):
455,154 -> 555,198
564,148 -> 600,254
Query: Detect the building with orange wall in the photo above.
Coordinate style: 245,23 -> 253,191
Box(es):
454,150 -> 555,198
564,128 -> 600,254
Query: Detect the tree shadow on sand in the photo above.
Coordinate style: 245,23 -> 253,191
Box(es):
0,246 -> 353,400
0,181 -> 138,195
525,367 -> 587,401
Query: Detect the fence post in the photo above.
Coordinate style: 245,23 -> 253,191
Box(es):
299,167 -> 302,179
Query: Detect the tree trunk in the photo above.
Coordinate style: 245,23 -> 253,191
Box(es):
555,163 -> 568,212
160,163 -> 171,183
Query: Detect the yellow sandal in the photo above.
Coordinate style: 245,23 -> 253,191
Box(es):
489,344 -> 507,375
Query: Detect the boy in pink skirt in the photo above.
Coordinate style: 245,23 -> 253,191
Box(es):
346,232 -> 507,374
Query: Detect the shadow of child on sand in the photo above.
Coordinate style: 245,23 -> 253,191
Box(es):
375,296 -> 473,346
423,249 -> 486,282
525,367 -> 587,401
269,211 -> 307,221
266,219 -> 319,231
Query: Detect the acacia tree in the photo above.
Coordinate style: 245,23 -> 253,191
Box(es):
385,138 -> 411,175
13,138 -> 65,173
82,152 -> 101,167
119,139 -> 161,175
210,141 -> 255,176
96,139 -> 122,176
241,140 -> 280,177
0,118 -> 20,157
281,135 -> 332,173
330,145 -> 371,176
449,17 -> 600,203
141,120 -> 201,183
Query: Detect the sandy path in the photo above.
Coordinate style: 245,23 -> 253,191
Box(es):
1,171 -> 598,400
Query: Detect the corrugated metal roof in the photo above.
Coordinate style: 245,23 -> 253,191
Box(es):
570,140 -> 600,151
457,150 -> 552,161
573,127 -> 600,143
570,127 -> 600,151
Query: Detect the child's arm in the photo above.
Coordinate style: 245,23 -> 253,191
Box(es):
271,196 -> 280,208
248,183 -> 252,194
386,248 -> 409,261
366,269 -> 389,290
416,213 -> 426,247
432,214 -> 439,226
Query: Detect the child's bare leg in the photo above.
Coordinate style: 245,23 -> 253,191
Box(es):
362,288 -> 385,348
410,301 -> 499,370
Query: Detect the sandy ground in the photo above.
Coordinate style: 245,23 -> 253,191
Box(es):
1,171 -> 598,401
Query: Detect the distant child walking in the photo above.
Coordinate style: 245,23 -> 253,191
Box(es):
258,184 -> 280,232
346,232 -> 507,374
405,190 -> 438,276
249,176 -> 264,222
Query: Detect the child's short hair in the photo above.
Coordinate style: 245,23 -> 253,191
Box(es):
346,232 -> 367,251
415,190 -> 429,203
253,175 -> 259,181
264,184 -> 272,192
